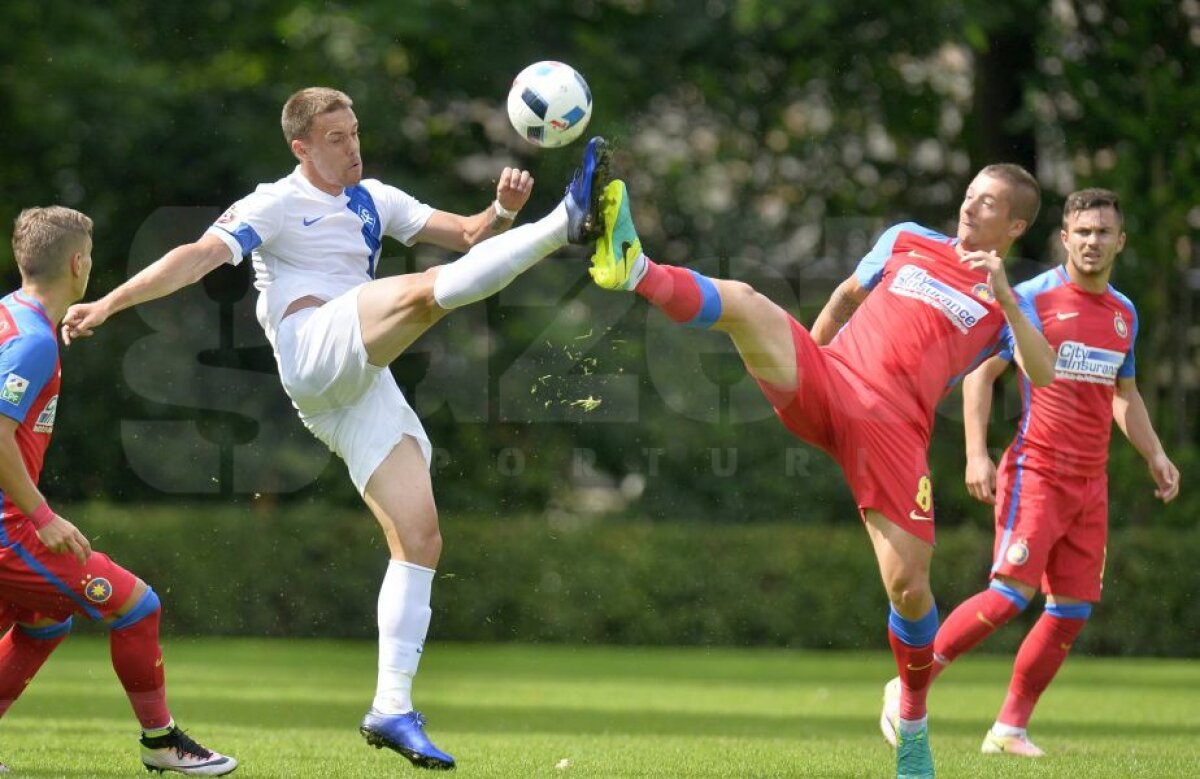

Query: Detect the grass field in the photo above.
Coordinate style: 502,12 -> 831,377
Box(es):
1,638 -> 1197,778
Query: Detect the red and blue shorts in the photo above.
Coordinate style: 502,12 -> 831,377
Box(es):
991,450 -> 1107,601
0,518 -> 140,625
756,317 -> 937,544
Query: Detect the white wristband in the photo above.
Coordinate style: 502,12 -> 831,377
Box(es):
492,199 -> 519,221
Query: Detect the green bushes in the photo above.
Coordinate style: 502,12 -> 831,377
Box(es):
64,503 -> 1198,656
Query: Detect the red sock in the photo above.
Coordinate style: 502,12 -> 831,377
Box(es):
635,260 -> 707,323
889,629 -> 936,721
111,608 -> 172,730
931,587 -> 1024,682
0,624 -> 68,717
997,613 -> 1087,728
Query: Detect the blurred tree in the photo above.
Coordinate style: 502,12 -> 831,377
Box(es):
0,0 -> 1193,525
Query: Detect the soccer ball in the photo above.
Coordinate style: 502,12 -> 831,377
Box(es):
506,61 -> 593,148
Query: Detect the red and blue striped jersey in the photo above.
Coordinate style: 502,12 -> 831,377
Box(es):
0,291 -> 61,531
827,222 -> 1036,431
999,266 -> 1137,476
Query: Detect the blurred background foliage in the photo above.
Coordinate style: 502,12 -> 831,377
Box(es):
0,3 -> 1196,555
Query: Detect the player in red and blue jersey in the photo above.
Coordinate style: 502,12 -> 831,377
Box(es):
880,189 -> 1180,758
588,165 -> 1057,779
0,207 -> 236,775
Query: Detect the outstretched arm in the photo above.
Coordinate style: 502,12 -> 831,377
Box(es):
1113,377 -> 1180,502
62,233 -> 231,344
962,355 -> 1011,504
0,417 -> 90,563
810,273 -> 869,345
414,167 -> 534,253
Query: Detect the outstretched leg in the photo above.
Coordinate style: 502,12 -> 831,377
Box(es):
358,137 -> 611,368
589,179 -> 801,389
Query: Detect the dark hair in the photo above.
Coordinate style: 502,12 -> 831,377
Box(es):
1062,188 -> 1122,228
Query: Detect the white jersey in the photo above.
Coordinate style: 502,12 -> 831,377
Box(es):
206,166 -> 434,345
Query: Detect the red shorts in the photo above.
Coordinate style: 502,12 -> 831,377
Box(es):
0,518 -> 140,624
757,318 -> 936,544
991,450 -> 1108,601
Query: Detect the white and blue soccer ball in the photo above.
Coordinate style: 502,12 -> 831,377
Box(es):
506,61 -> 593,148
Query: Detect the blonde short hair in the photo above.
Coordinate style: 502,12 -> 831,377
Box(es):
979,163 -> 1041,228
12,206 -> 93,282
281,87 -> 354,143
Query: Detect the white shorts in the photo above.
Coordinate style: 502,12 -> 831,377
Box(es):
274,287 -> 431,494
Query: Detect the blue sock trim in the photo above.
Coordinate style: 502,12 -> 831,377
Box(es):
110,588 -> 161,631
988,580 -> 1031,611
888,603 -> 939,647
18,617 -> 73,640
684,270 -> 722,329
1046,601 -> 1092,620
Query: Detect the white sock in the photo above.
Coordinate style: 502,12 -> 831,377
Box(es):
992,721 -> 1026,738
898,716 -> 928,735
372,560 -> 435,715
432,203 -> 569,309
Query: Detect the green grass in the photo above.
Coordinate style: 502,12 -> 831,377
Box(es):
2,638 -> 1198,777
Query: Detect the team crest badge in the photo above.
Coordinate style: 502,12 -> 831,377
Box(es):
972,283 -> 995,303
1114,312 -> 1128,338
1006,541 -> 1030,566
83,576 -> 113,604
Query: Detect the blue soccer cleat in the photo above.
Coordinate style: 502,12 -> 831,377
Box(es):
896,723 -> 935,779
563,136 -> 611,244
360,709 -> 455,771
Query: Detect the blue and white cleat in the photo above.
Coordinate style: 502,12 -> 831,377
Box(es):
563,136 -> 611,244
360,709 -> 455,771
589,180 -> 647,291
896,723 -> 935,779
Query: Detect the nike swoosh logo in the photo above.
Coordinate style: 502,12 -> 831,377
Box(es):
302,216 -> 325,226
909,510 -> 932,522
1056,311 -> 1079,320
620,240 -> 635,266
976,611 -> 996,629
907,249 -> 937,263
906,661 -> 935,671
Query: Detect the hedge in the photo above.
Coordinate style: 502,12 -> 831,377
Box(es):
58,502 -> 1198,657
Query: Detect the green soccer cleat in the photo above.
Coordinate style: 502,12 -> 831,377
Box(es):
896,723 -> 934,779
588,180 -> 647,291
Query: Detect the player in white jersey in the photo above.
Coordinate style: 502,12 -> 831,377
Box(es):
61,87 -> 611,770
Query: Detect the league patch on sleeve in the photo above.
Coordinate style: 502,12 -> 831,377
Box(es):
0,373 -> 29,405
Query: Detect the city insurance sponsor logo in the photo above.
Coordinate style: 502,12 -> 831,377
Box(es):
1055,341 -> 1124,384
888,265 -> 990,333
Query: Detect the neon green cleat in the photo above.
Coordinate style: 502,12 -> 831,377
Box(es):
896,723 -> 934,779
588,180 -> 647,291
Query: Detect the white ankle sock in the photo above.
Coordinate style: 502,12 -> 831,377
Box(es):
432,203 -> 569,309
992,722 -> 1026,738
372,560 -> 435,715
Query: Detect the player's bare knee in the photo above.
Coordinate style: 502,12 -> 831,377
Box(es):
885,576 -> 932,615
